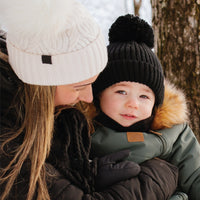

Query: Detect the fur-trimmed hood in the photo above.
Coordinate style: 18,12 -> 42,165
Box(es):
89,79 -> 188,131
151,80 -> 188,130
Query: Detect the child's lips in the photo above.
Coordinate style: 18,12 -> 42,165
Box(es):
120,114 -> 137,120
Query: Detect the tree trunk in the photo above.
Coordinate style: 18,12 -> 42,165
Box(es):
134,0 -> 142,16
151,0 -> 200,139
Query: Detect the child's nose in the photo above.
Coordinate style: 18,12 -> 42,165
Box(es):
125,97 -> 139,109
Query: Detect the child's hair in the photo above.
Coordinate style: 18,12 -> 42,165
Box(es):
93,14 -> 165,108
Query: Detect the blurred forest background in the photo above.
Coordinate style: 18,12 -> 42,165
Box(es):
78,0 -> 200,140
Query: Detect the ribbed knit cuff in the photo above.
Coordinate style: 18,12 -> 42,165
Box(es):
7,32 -> 107,86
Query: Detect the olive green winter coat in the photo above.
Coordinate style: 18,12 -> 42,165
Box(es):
92,81 -> 200,200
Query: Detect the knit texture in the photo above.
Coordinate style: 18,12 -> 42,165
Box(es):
1,0 -> 107,85
93,15 -> 164,107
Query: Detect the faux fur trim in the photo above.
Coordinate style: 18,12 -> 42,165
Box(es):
89,79 -> 188,131
151,80 -> 188,130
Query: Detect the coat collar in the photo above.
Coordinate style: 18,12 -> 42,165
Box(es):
90,79 -> 188,131
151,79 -> 188,130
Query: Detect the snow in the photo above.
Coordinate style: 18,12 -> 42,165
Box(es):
1,0 -> 152,44
77,0 -> 152,44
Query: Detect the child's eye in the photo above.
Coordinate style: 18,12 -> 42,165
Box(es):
140,95 -> 149,99
116,90 -> 127,95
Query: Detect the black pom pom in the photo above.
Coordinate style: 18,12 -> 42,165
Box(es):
109,14 -> 154,48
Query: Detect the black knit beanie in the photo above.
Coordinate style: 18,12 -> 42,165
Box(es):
93,14 -> 164,107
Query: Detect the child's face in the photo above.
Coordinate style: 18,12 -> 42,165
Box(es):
99,81 -> 155,127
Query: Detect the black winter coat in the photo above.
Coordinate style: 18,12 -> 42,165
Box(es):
0,33 -> 178,200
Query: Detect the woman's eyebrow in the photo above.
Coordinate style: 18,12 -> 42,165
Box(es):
74,82 -> 92,88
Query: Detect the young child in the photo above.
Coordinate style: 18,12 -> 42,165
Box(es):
91,14 -> 200,200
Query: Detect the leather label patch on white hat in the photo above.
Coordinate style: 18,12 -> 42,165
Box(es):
127,132 -> 144,142
42,55 -> 52,64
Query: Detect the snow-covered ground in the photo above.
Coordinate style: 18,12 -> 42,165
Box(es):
78,0 -> 152,44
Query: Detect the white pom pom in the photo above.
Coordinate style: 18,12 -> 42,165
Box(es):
0,0 -> 74,37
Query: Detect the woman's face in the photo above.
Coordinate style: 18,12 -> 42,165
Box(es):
54,75 -> 98,106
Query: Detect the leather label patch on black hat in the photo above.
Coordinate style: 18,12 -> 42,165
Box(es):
127,132 -> 144,142
42,55 -> 52,64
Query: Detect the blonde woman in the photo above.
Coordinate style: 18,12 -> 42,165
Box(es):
0,0 -> 178,200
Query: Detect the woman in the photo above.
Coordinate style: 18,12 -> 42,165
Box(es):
0,0 -> 178,199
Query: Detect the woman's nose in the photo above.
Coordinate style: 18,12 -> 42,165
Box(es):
78,85 -> 93,103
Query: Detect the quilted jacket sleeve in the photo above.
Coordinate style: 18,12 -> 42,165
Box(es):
47,158 -> 178,200
162,123 -> 200,200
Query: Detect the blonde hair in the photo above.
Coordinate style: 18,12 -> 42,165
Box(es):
0,83 -> 56,200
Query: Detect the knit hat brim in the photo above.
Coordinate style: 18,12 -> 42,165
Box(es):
7,32 -> 107,85
93,59 -> 164,106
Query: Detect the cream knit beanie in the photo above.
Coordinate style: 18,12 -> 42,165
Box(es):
0,0 -> 107,85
